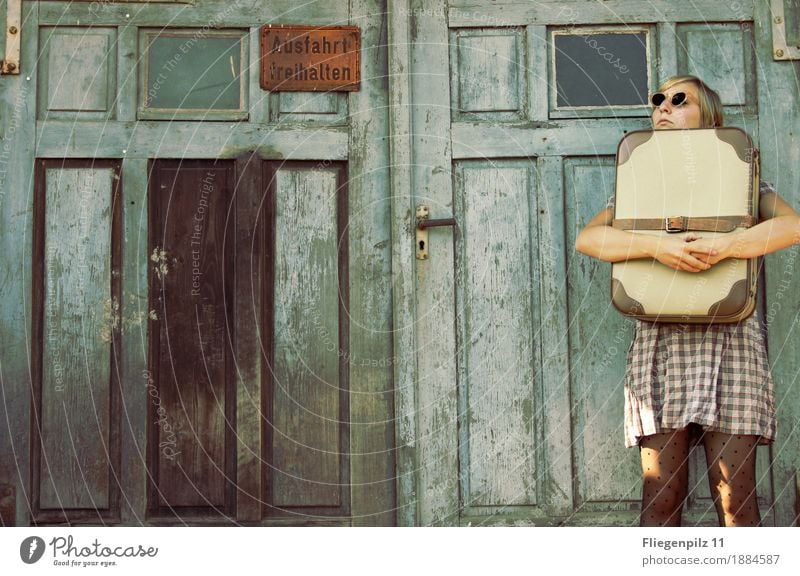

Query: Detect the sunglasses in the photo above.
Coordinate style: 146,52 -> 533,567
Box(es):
650,91 -> 688,107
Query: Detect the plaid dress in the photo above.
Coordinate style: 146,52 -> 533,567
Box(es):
609,182 -> 777,448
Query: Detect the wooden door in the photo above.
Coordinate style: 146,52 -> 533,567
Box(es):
397,0 -> 798,526
148,160 -> 236,519
0,0 -> 395,526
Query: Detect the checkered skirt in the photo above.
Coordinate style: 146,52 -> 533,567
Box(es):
613,181 -> 777,447
623,314 -> 776,447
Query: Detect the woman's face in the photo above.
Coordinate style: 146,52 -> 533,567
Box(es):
651,82 -> 703,130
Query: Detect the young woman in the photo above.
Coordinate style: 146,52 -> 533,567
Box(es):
575,75 -> 800,527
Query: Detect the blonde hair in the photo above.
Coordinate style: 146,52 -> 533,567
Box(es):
656,75 -> 724,128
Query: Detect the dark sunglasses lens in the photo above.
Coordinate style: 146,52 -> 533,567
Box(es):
651,93 -> 666,106
671,92 -> 687,106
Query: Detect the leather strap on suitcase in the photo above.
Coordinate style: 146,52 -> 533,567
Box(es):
612,214 -> 754,233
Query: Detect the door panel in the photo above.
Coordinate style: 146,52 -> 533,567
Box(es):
31,160 -> 122,523
264,163 -> 350,515
564,157 -> 640,509
454,160 -> 541,510
148,160 -> 235,516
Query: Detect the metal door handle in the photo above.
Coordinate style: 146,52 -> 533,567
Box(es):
416,205 -> 456,260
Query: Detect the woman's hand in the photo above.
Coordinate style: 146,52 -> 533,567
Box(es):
652,233 -> 718,272
686,234 -> 739,266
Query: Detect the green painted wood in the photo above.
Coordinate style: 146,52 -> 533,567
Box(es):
448,0 -> 754,27
35,121 -> 348,159
535,156 -> 574,516
459,507 -> 776,526
409,0 -> 460,526
38,27 -> 117,120
247,27 -> 269,123
454,161 -> 538,508
37,0 -> 349,26
119,157 -> 149,524
271,92 -> 347,124
450,28 -> 525,122
755,0 -> 800,527
526,25 -> 548,122
117,26 -> 138,122
272,166 -> 343,508
387,0 -> 419,528
656,22 -> 678,84
39,166 -> 115,509
347,0 -> 395,528
677,23 -> 757,114
0,0 -> 38,528
451,120 -> 652,159
563,157 -> 641,508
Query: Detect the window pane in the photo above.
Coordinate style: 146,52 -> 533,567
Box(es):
145,33 -> 244,111
554,32 -> 648,108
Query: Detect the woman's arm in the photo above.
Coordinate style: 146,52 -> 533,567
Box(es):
575,207 -> 717,272
689,192 -> 800,264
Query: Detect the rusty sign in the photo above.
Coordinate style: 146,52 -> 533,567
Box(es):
260,25 -> 360,91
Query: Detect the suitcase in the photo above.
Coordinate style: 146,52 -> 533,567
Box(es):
610,128 -> 760,323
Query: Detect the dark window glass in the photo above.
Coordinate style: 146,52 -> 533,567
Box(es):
554,32 -> 648,107
145,34 -> 243,111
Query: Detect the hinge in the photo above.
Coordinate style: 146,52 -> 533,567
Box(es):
1,0 -> 21,74
771,0 -> 800,60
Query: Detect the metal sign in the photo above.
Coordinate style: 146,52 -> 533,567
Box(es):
260,25 -> 360,91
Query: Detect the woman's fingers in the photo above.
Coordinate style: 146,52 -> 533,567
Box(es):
674,251 -> 712,272
687,244 -> 717,255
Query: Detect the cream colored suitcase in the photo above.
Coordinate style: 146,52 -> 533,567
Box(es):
611,128 -> 760,323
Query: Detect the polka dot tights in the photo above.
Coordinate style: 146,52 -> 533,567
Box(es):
639,428 -> 761,527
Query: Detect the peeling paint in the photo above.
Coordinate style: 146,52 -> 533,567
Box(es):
151,247 -> 168,281
99,297 -> 120,343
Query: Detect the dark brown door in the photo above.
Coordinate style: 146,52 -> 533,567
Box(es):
148,160 -> 236,519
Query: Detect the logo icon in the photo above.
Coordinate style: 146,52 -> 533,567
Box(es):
20,536 -> 46,564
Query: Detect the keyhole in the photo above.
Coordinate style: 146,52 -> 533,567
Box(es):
418,240 -> 425,252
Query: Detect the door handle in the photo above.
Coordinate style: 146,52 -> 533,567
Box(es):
416,204 -> 456,260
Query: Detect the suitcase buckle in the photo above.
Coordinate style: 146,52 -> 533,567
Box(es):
665,216 -> 686,233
